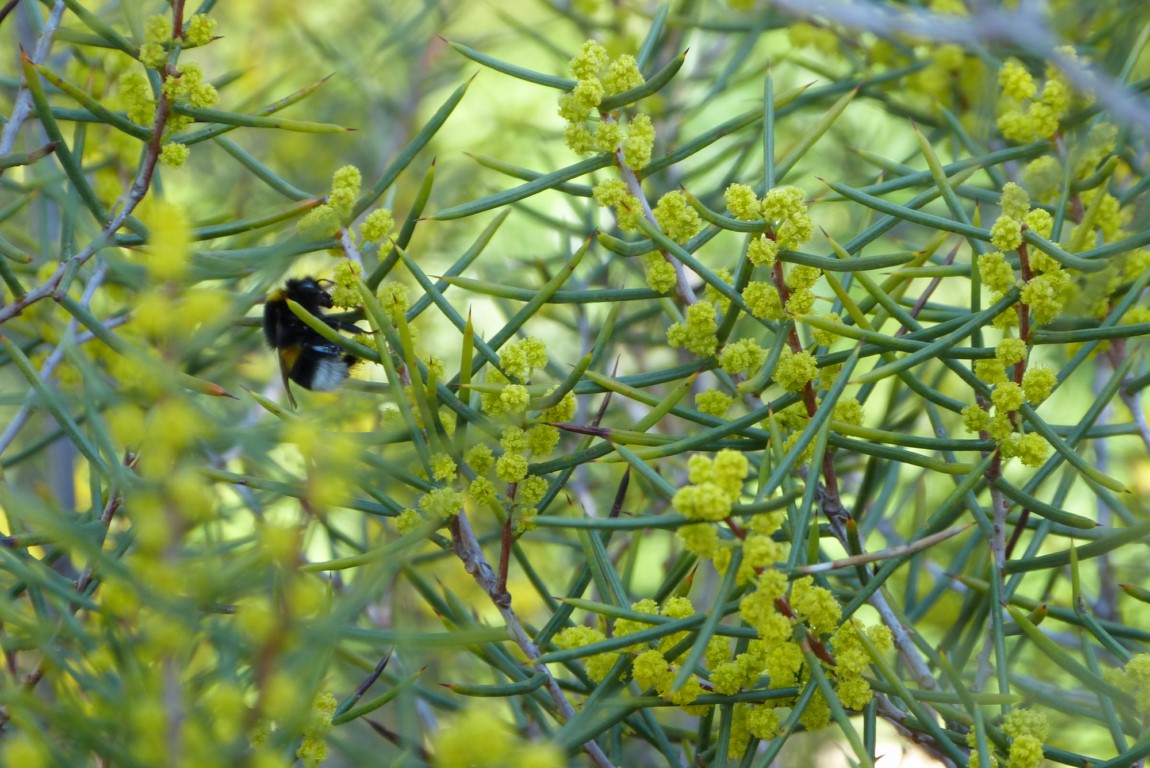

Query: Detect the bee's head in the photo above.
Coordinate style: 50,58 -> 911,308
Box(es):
284,276 -> 334,309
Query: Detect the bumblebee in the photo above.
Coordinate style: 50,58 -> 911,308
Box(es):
263,276 -> 361,407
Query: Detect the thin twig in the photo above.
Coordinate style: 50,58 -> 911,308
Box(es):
1,13 -> 177,328
613,129 -> 697,305
0,262 -> 109,455
0,0 -> 67,159
793,524 -> 973,575
449,510 -> 614,768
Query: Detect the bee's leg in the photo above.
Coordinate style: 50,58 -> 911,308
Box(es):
278,353 -> 299,409
327,319 -> 366,335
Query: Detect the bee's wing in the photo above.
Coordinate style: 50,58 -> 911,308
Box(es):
323,316 -> 364,335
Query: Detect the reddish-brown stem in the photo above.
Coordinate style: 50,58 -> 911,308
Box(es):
985,450 -> 1002,485
984,452 -> 1008,569
365,718 -> 433,762
899,241 -> 961,337
774,597 -> 837,666
608,469 -> 630,519
1017,239 -> 1033,283
171,0 -> 186,38
769,258 -> 820,418
768,248 -> 854,605
0,0 -> 21,26
1005,509 -> 1030,559
772,259 -> 804,354
1000,238 -> 1032,549
495,484 -> 517,601
1017,239 -> 1033,347
725,517 -> 747,540
821,450 -> 850,542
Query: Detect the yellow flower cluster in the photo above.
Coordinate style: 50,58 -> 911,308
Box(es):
1022,155 -> 1063,203
735,528 -> 786,586
469,476 -> 498,508
496,435 -> 529,483
296,693 -> 337,768
719,338 -> 766,376
672,449 -> 748,523
479,370 -> 520,417
978,251 -> 1016,295
748,236 -> 780,267
558,598 -> 726,710
325,259 -> 361,308
983,183 -> 1070,330
158,142 -> 188,168
526,424 -> 560,457
298,165 -> 363,239
996,53 -> 1074,143
540,390 -> 577,423
161,62 -> 219,133
767,187 -> 814,249
376,279 -> 409,323
139,14 -> 172,68
998,708 -> 1049,768
666,301 -> 719,356
592,178 -> 642,232
773,348 -> 818,393
140,12 -> 217,67
742,281 -> 783,320
499,336 -> 548,381
966,727 -> 997,768
965,340 -> 1053,467
652,190 -> 702,244
641,252 -> 678,294
119,71 -> 155,125
395,508 -> 421,534
621,113 -> 655,169
184,14 -> 217,47
833,396 -> 865,425
725,183 -> 813,250
466,443 -> 495,474
553,625 -> 617,681
790,575 -> 841,634
430,452 -> 457,482
725,183 -> 761,221
725,578 -> 886,756
559,40 -> 653,166
829,621 -> 891,708
1068,186 -> 1128,247
696,389 -> 735,417
418,487 -> 464,518
1107,653 -> 1150,715
327,165 -> 360,218
361,207 -> 395,242
433,705 -> 564,768
647,457 -> 896,759
787,22 -> 841,57
990,182 -> 1029,251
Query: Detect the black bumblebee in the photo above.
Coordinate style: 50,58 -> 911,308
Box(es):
263,276 -> 362,407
